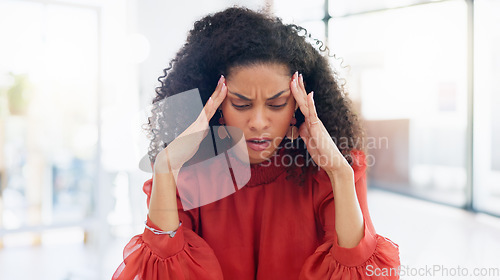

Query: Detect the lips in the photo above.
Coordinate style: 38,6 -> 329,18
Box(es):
246,138 -> 271,151
247,137 -> 272,143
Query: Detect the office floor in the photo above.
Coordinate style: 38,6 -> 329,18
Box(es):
1,189 -> 499,280
368,190 -> 500,279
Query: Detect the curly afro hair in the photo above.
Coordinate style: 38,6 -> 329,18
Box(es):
146,6 -> 364,175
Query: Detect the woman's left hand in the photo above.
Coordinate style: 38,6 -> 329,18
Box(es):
290,72 -> 351,175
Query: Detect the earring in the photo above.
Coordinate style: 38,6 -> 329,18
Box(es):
217,110 -> 231,140
286,112 -> 299,141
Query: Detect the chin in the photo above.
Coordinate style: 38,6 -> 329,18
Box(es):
248,147 -> 276,163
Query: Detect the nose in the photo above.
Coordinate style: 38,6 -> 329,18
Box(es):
248,107 -> 270,131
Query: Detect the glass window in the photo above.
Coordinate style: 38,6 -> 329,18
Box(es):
329,0 -> 439,17
0,1 -> 98,234
329,1 -> 468,206
473,0 -> 500,215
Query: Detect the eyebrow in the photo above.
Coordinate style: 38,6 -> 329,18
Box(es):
228,89 -> 290,101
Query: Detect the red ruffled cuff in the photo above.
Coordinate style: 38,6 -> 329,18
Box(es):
331,219 -> 378,267
142,216 -> 186,259
299,221 -> 400,280
113,216 -> 223,280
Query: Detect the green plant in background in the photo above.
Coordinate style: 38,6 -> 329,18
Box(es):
5,72 -> 33,116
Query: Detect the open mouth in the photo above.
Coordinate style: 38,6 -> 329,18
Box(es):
246,138 -> 271,151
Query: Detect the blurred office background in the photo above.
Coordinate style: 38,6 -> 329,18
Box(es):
0,0 -> 499,279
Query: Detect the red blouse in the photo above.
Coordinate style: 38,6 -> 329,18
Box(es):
112,149 -> 400,279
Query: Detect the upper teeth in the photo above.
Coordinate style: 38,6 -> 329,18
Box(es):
252,140 -> 266,143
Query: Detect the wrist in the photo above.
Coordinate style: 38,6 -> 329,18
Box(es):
145,220 -> 182,238
152,170 -> 178,190
153,149 -> 171,173
153,149 -> 182,178
325,163 -> 353,181
325,165 -> 355,193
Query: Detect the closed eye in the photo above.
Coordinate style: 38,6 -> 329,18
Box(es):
232,103 -> 249,109
269,103 -> 287,108
231,103 -> 288,110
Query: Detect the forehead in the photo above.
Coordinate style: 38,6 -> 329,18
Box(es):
226,63 -> 291,97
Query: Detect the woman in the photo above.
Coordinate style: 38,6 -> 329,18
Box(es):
113,6 -> 400,280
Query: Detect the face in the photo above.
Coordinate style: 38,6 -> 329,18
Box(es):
221,63 -> 297,164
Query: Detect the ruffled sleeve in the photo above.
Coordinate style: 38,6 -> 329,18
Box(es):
112,177 -> 223,280
299,150 -> 400,280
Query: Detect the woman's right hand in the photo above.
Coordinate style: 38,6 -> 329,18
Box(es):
153,75 -> 228,177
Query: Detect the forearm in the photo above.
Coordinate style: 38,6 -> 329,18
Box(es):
148,171 -> 180,232
327,167 -> 364,248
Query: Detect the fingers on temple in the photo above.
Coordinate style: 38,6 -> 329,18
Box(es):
214,75 -> 227,104
291,72 -> 309,117
205,75 -> 227,119
299,73 -> 306,92
308,91 -> 317,119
